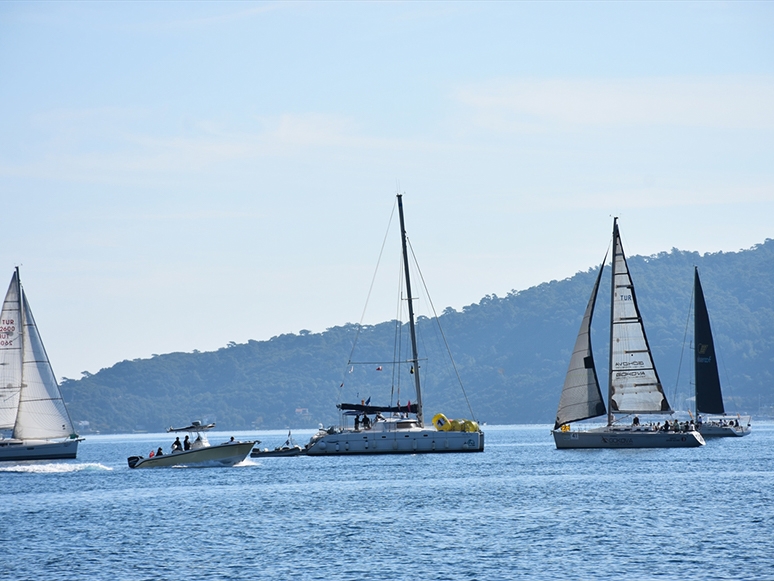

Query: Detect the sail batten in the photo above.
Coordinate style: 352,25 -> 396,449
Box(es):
694,268 -> 725,415
554,260 -> 607,429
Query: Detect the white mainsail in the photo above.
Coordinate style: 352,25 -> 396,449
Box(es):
608,222 -> 669,414
0,272 -> 22,430
554,261 -> 607,428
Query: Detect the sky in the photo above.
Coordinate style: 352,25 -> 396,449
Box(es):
1,1 -> 773,380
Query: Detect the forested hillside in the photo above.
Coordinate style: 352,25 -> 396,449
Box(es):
62,239 -> 774,433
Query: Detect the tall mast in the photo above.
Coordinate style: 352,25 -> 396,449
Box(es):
14,266 -> 24,438
15,266 -> 23,390
397,194 -> 424,427
607,218 -> 618,427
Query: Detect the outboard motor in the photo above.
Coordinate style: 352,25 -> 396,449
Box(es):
127,456 -> 142,469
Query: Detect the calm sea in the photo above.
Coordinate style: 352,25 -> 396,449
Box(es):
1,424 -> 772,580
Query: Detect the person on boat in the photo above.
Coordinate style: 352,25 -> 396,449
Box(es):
156,447 -> 164,456
172,437 -> 183,452
184,435 -> 191,450
375,412 -> 385,422
354,415 -> 360,431
632,416 -> 640,426
362,415 -> 371,430
230,436 -> 235,443
149,450 -> 155,458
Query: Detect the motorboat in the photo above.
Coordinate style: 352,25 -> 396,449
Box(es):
127,421 -> 255,468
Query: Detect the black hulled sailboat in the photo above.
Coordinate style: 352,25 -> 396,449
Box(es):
693,267 -> 751,437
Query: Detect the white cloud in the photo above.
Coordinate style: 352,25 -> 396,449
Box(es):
455,76 -> 774,131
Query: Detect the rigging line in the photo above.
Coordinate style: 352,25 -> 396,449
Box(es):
673,279 -> 694,409
406,238 -> 477,421
338,201 -> 397,397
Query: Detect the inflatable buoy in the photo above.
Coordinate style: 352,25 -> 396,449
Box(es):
432,413 -> 451,431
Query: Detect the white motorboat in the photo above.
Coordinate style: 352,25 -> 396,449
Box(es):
305,194 -> 484,456
692,268 -> 751,437
127,421 -> 255,468
0,268 -> 82,461
552,219 -> 704,449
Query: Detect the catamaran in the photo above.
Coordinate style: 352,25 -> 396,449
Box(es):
552,219 -> 704,448
0,268 -> 82,461
692,267 -> 751,437
305,194 -> 484,455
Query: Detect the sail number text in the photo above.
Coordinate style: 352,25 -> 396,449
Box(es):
0,319 -> 16,345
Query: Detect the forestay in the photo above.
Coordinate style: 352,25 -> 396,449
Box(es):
609,222 -> 670,414
554,261 -> 607,429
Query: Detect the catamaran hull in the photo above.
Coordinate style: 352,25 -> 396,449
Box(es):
128,441 -> 255,468
306,429 -> 484,455
0,438 -> 80,461
552,429 -> 705,449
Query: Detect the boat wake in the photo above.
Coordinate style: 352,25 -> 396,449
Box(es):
0,462 -> 112,474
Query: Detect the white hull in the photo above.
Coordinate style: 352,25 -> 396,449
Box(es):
699,421 -> 751,438
0,438 -> 80,461
128,441 -> 256,468
306,426 -> 484,455
553,427 -> 705,449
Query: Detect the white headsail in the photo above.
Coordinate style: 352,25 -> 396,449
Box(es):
608,221 -> 669,414
0,272 -> 22,430
12,273 -> 75,440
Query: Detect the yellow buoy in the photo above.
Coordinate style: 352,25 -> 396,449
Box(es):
432,413 -> 452,431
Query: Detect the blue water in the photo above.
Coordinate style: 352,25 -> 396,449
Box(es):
2,424 -> 773,580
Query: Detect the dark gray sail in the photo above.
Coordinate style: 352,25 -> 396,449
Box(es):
554,261 -> 607,429
694,268 -> 725,415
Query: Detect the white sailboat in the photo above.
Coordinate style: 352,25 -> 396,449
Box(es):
305,194 -> 484,455
692,267 -> 751,437
552,219 -> 705,449
0,268 -> 82,461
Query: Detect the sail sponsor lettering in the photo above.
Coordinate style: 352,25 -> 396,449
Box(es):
618,294 -> 632,301
614,360 -> 644,368
614,371 -> 647,378
697,356 -> 713,364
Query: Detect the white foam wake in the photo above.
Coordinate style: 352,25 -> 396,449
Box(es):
0,462 -> 112,474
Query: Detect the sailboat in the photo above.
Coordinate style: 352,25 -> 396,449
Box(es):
305,194 -> 484,455
692,267 -> 751,437
552,218 -> 705,448
0,268 -> 82,461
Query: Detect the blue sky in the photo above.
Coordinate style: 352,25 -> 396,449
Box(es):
1,1 -> 773,379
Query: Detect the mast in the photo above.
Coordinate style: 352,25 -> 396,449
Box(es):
607,218 -> 617,427
15,267 -> 23,434
396,194 -> 424,427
